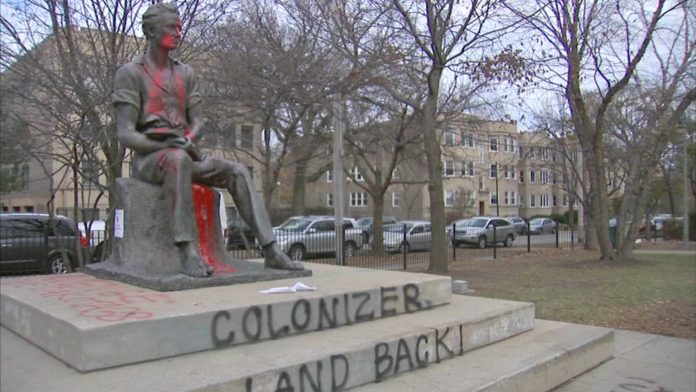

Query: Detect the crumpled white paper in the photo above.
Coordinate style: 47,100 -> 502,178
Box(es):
259,281 -> 316,294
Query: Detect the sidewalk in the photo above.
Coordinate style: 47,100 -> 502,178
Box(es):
556,329 -> 696,391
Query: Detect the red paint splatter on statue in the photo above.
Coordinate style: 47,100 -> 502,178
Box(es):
192,184 -> 235,273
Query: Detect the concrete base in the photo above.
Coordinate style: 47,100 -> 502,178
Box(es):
356,319 -> 614,392
0,295 -> 534,392
82,258 -> 312,291
0,262 -> 619,392
0,262 -> 451,372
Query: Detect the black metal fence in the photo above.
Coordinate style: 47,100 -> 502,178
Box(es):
227,222 -> 582,271
4,219 -> 673,276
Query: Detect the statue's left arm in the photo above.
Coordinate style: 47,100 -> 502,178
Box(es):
184,65 -> 204,144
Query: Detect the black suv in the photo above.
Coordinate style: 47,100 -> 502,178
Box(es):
0,213 -> 86,275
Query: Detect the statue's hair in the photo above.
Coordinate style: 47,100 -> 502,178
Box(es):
142,2 -> 179,38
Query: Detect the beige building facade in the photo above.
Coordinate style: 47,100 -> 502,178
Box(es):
302,117 -> 579,223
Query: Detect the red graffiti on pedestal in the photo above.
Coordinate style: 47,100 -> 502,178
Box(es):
10,274 -> 175,322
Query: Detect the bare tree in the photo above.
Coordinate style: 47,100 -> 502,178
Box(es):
201,0 -> 344,213
316,0 -> 528,273
342,97 -> 427,254
507,0 -> 693,260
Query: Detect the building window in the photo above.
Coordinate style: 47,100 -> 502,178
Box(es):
241,125 -> 253,149
327,193 -> 333,207
510,165 -> 516,179
490,192 -> 498,205
541,194 -> 549,207
489,164 -> 498,178
489,137 -> 498,151
326,170 -> 333,182
392,192 -> 401,208
247,166 -> 254,178
445,190 -> 456,207
510,138 -> 516,152
461,133 -> 474,147
530,194 -> 536,207
510,191 -> 516,205
81,208 -> 99,221
530,170 -> 536,183
229,126 -> 237,147
552,194 -> 558,207
392,167 -> 400,179
82,158 -> 101,189
504,191 -> 509,205
350,192 -> 368,207
541,169 -> 549,184
444,160 -> 454,176
444,130 -> 456,146
0,163 -> 29,193
460,161 -> 474,176
552,173 -> 557,184
519,145 -> 524,158
519,171 -> 524,182
563,195 -> 568,206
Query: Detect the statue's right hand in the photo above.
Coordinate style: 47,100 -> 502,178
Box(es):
166,137 -> 191,150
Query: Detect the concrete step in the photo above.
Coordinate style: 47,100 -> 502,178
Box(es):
355,319 -> 614,392
0,262 -> 451,371
0,295 -> 534,392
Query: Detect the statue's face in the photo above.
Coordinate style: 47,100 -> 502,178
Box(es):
153,15 -> 181,51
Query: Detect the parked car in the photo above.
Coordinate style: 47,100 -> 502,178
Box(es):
528,218 -> 557,234
225,217 -> 256,250
78,220 -> 107,247
272,216 -> 365,261
0,213 -> 87,274
449,216 -> 517,248
382,220 -> 432,253
505,216 -> 528,234
355,216 -> 399,243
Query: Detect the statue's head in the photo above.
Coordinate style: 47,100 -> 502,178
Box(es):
142,2 -> 180,43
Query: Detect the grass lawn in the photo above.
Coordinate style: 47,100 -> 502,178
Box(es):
448,249 -> 696,339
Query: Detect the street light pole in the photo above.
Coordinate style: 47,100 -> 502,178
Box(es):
495,162 -> 499,216
683,128 -> 689,245
333,97 -> 345,266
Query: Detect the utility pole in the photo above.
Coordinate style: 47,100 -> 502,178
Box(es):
683,126 -> 689,245
495,162 -> 499,216
333,98 -> 345,266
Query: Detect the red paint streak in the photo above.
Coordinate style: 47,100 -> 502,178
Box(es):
10,274 -> 174,322
192,184 -> 235,274
146,69 -> 165,116
175,73 -> 186,124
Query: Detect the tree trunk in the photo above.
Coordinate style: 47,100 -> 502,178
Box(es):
292,161 -> 308,216
371,193 -> 386,255
422,68 -> 448,274
584,211 -> 597,250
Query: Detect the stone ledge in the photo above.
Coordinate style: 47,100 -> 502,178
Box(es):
82,258 -> 312,291
0,263 -> 452,372
0,295 -> 534,391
